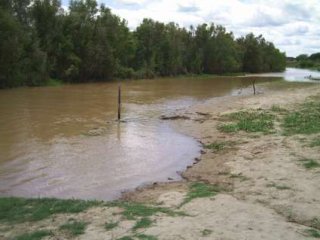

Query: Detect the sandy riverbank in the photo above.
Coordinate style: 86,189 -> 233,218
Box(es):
1,83 -> 320,240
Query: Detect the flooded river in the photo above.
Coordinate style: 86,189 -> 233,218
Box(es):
0,68 -> 317,200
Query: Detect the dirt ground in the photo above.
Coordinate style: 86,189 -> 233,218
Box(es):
1,83 -> 320,240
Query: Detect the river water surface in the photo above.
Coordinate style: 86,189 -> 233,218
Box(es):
0,68 -> 318,200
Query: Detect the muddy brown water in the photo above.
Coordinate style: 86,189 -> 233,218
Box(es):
0,74 -> 296,200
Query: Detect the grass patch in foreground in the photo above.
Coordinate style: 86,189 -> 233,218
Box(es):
107,202 -> 186,220
133,217 -> 153,230
181,182 -> 220,206
299,159 -> 320,169
60,220 -> 88,236
117,236 -> 134,240
135,234 -> 158,240
15,230 -> 52,240
283,101 -> 320,135
305,228 -> 320,238
0,197 -> 101,223
218,110 -> 275,134
105,221 -> 119,231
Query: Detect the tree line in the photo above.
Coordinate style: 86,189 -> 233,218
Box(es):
288,53 -> 320,70
0,0 -> 286,89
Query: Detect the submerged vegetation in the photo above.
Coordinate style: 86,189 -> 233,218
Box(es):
0,0 -> 286,89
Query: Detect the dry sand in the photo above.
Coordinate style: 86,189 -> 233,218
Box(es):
1,83 -> 320,240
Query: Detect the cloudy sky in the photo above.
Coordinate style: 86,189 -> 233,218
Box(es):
61,0 -> 320,57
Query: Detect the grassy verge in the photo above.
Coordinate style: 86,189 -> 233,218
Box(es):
0,197 -> 101,224
180,182 -> 220,206
305,228 -> 320,238
218,110 -> 275,134
283,101 -> 320,135
299,159 -> 320,169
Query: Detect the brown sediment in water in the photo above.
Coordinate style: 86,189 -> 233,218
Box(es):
1,83 -> 320,240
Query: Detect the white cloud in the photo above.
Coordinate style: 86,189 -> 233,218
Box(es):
96,0 -> 320,57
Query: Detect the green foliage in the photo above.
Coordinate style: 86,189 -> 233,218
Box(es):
117,237 -> 134,240
292,52 -> 320,70
60,220 -> 88,236
107,201 -> 186,220
15,230 -> 52,240
305,228 -> 320,238
283,101 -> 320,135
0,197 -> 101,223
105,221 -> 119,231
299,159 -> 320,169
219,110 -> 275,133
135,234 -> 158,240
181,182 -> 220,206
0,0 -> 286,89
133,217 -> 153,230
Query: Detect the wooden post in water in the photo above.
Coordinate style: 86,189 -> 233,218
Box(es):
252,80 -> 256,95
117,84 -> 121,121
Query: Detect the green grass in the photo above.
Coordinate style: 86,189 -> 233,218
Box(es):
181,182 -> 220,206
305,228 -> 320,238
299,159 -> 320,169
310,137 -> 320,147
135,234 -> 158,240
218,110 -> 275,134
133,217 -> 153,230
117,236 -> 134,240
107,202 -> 186,220
105,221 -> 119,231
201,229 -> 213,236
0,197 -> 101,223
60,220 -> 88,236
283,101 -> 320,135
15,230 -> 52,240
311,218 -> 320,230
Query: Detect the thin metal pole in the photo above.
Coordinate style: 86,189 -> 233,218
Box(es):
117,84 -> 121,121
252,80 -> 256,95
